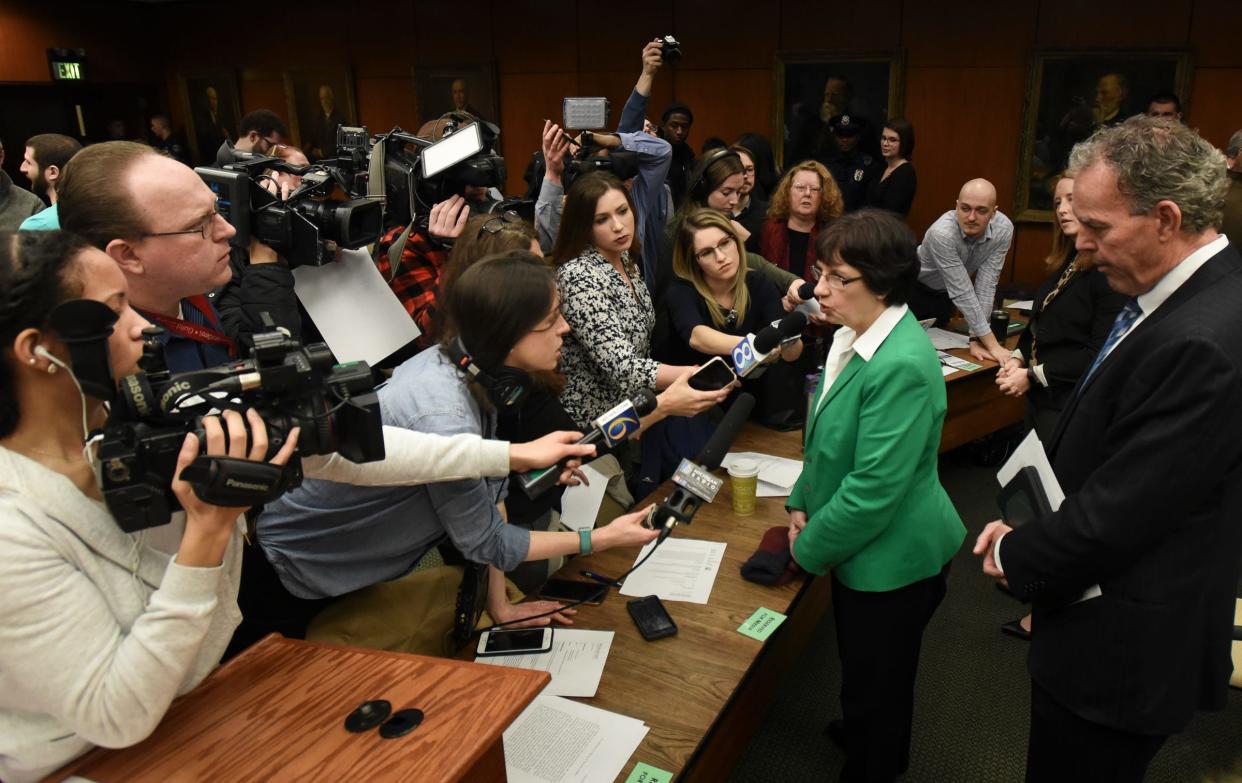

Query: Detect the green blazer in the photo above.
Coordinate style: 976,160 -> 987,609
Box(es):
790,310 -> 965,591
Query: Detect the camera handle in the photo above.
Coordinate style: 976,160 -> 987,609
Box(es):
178,455 -> 300,508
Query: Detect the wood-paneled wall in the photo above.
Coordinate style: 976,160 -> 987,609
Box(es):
1,0 -> 1239,287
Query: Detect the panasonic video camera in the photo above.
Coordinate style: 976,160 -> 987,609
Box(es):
49,299 -> 385,532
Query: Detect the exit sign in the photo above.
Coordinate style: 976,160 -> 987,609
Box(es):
53,61 -> 82,81
47,48 -> 86,82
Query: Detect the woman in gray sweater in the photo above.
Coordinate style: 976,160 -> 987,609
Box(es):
0,231 -> 594,782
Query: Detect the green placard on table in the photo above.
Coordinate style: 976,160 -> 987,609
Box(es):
625,762 -> 674,783
737,607 -> 787,641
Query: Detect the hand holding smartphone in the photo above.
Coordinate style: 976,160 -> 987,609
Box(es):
688,356 -> 737,392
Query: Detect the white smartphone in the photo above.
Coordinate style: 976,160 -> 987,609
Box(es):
476,627 -> 554,657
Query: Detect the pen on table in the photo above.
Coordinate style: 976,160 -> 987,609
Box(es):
580,570 -> 622,588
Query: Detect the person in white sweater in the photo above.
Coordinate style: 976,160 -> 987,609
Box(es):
0,231 -> 595,782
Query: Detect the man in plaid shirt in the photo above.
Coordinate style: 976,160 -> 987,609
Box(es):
373,195 -> 470,347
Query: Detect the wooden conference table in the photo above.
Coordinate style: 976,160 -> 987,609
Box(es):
47,342 -> 1021,783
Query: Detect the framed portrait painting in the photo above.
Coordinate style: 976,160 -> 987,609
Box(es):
773,51 -> 905,169
413,64 -> 498,126
1015,50 -> 1190,221
178,69 -> 242,166
282,68 -> 358,162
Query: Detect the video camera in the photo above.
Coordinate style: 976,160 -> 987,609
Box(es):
196,118 -> 507,266
49,299 -> 385,532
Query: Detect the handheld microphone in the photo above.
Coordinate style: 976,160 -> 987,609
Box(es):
518,389 -> 658,498
648,392 -> 756,537
794,280 -> 823,318
730,312 -> 808,379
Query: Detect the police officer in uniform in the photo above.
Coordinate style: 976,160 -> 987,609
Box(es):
821,114 -> 880,213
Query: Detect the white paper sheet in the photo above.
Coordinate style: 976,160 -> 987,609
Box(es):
724,452 -> 804,491
997,431 -> 1100,601
924,327 -> 970,350
292,247 -> 422,365
558,463 -> 611,532
475,630 -> 614,697
941,365 -> 957,377
620,537 -> 726,604
757,479 -> 790,498
1007,300 -> 1035,311
504,694 -> 648,783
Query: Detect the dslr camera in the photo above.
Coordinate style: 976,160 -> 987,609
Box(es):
50,299 -> 385,532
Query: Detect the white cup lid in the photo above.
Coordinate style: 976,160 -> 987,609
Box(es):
728,458 -> 760,477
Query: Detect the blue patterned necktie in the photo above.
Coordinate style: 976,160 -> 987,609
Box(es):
1081,298 -> 1142,386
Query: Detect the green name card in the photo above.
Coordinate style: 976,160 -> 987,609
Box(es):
625,762 -> 673,783
737,607 -> 787,641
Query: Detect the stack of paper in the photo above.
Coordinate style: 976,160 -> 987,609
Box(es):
475,630 -> 614,697
620,538 -> 726,604
923,327 -> 970,350
504,695 -> 649,783
723,451 -> 804,498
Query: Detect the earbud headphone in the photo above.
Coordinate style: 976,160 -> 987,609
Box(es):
444,336 -> 531,409
687,148 -> 742,206
32,345 -> 66,375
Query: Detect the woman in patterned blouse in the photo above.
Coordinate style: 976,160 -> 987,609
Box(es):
551,172 -> 728,430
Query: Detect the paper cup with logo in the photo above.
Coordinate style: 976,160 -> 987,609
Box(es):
728,458 -> 760,516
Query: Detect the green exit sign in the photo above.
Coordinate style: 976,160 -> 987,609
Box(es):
53,61 -> 82,81
47,48 -> 86,82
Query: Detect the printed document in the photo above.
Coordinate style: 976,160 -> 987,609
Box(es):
620,538 -> 726,604
504,695 -> 648,783
476,630 -> 614,697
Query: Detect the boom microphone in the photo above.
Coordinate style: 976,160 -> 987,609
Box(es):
519,389 -> 658,498
649,392 -> 756,537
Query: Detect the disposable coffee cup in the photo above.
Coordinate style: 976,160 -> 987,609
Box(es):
728,458 -> 760,516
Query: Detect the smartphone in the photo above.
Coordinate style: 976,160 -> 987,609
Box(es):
538,578 -> 607,605
476,627 -> 553,657
626,595 -> 678,641
689,356 -> 737,392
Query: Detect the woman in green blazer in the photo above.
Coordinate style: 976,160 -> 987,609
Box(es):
788,209 -> 965,783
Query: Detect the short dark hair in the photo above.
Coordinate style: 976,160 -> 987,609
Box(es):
0,231 -> 91,437
815,209 -> 918,306
1147,92 -> 1181,112
701,136 -> 727,155
440,249 -> 556,371
884,118 -> 916,160
238,109 -> 289,139
58,141 -> 161,249
24,133 -> 82,178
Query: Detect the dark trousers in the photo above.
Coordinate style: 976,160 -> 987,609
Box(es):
1026,681 -> 1167,783
907,281 -> 955,327
832,563 -> 950,783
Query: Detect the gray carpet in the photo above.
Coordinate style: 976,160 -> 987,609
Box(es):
727,451 -> 1242,783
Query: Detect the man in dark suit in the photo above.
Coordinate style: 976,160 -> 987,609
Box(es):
974,115 -> 1241,782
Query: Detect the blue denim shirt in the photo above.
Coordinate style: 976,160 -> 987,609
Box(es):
256,347 -> 529,599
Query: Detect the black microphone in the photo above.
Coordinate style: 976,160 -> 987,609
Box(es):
650,392 -> 756,537
797,280 -> 815,300
795,280 -> 823,318
518,389 -> 658,498
731,312 -> 808,379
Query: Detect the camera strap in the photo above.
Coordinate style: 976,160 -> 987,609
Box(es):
143,296 -> 237,358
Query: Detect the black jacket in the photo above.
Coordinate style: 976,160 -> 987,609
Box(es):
210,248 -> 307,349
1000,242 -> 1242,735
1017,254 -> 1126,412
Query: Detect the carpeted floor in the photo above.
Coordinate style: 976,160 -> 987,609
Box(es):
727,450 -> 1242,783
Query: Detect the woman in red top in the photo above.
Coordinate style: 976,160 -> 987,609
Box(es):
758,161 -> 844,285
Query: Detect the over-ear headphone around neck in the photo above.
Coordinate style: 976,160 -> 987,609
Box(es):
444,336 -> 531,409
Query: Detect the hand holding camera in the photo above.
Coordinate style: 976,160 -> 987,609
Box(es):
172,408 -> 300,567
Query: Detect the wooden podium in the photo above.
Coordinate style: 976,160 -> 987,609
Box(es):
46,635 -> 549,782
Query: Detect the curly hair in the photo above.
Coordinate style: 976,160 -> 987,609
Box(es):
766,160 -> 844,225
1068,115 -> 1228,234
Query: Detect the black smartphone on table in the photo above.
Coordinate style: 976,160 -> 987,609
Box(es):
538,578 -> 608,605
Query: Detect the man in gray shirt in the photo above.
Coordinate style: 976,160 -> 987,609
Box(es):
912,178 -> 1015,366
